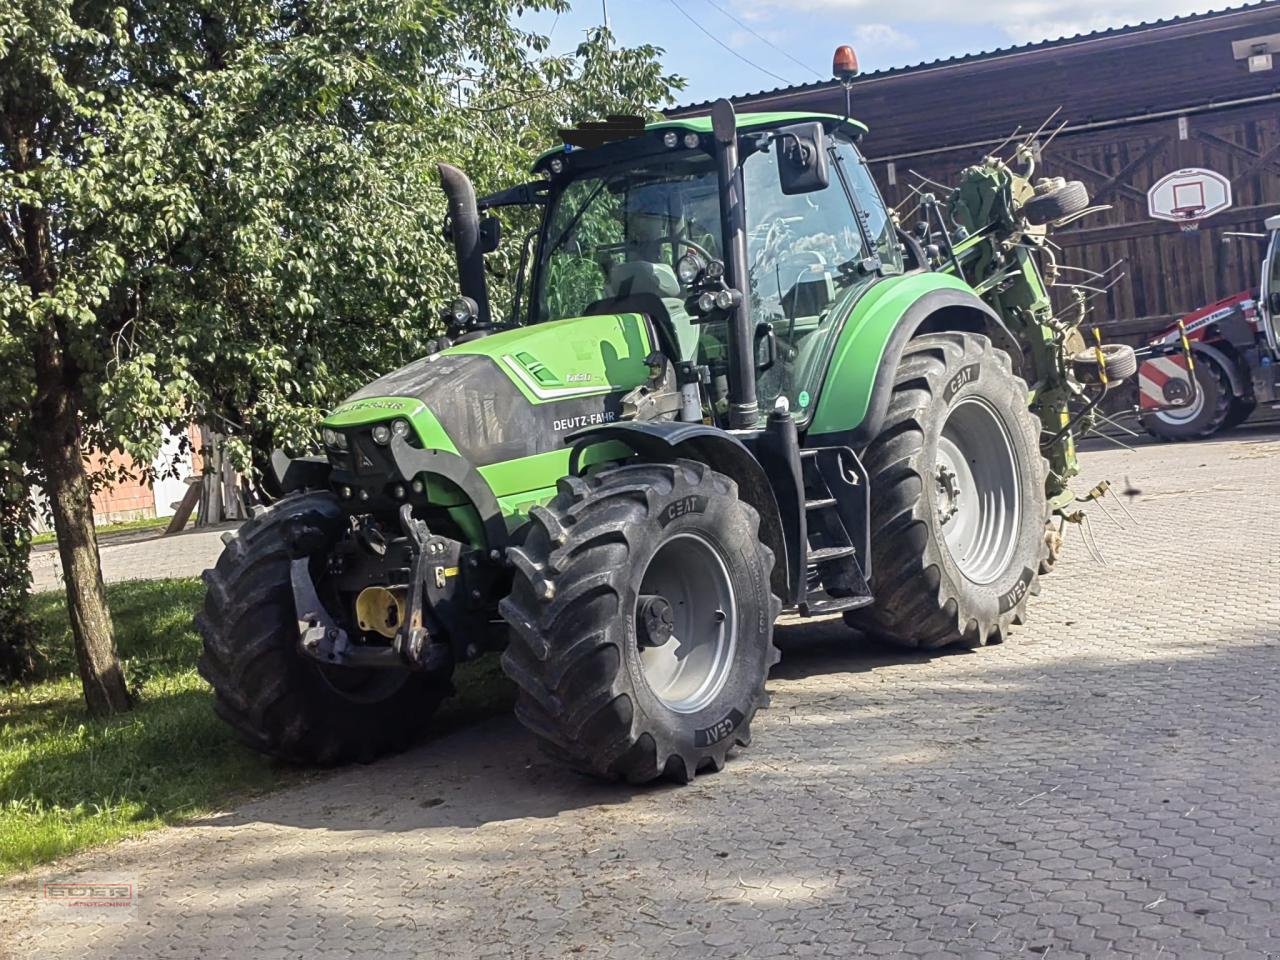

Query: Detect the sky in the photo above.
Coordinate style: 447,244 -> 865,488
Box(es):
519,0 -> 1246,106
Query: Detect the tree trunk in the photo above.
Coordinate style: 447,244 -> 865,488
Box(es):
9,116 -> 128,714
32,330 -> 131,717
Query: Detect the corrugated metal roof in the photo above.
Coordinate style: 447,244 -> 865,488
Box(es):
668,0 -> 1278,114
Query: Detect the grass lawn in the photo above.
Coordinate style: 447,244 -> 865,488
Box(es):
0,579 -> 516,878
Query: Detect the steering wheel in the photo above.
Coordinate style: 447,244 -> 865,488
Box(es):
597,236 -> 719,292
675,236 -> 714,262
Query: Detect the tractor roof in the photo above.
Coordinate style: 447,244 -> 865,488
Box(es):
532,112 -> 867,173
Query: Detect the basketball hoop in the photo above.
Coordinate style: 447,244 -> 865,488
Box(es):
1148,168 -> 1232,228
1173,204 -> 1206,233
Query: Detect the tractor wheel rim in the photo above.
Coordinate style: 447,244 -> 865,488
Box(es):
1155,385 -> 1203,424
636,532 -> 737,714
935,396 -> 1022,585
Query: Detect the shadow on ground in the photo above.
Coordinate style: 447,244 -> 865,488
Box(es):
188,618 -> 1277,839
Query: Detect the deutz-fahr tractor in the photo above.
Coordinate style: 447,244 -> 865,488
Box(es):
198,86 -> 1129,782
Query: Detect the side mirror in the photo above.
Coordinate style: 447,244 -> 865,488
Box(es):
755,322 -> 777,372
774,122 -> 829,196
479,215 -> 501,254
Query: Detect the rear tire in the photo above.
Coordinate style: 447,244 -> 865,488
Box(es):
1139,356 -> 1232,442
500,460 -> 780,784
197,492 -> 453,764
844,333 -> 1048,650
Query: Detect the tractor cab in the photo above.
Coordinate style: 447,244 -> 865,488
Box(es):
479,110 -> 901,429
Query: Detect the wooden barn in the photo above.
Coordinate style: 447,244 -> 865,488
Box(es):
668,2 -> 1280,342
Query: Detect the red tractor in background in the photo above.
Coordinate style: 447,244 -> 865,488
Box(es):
1137,214 -> 1280,441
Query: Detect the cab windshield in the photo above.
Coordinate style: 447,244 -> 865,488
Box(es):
533,132 -> 901,420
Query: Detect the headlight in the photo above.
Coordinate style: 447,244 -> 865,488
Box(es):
371,423 -> 391,445
696,291 -> 717,314
549,157 -> 564,175
449,296 -> 478,326
714,288 -> 741,311
676,252 -> 704,286
323,428 -> 348,450
683,132 -> 700,150
662,130 -> 680,148
392,418 -> 411,438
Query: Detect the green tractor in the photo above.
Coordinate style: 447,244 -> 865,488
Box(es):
198,98 -> 1127,782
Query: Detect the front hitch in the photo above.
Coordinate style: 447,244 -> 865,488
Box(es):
289,509 -> 454,674
292,557 -> 405,669
391,504 -> 453,674
291,506 -> 499,673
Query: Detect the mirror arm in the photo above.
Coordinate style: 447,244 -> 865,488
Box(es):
477,181 -> 550,211
511,227 -> 539,326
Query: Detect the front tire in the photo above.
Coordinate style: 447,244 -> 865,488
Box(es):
500,460 -> 780,784
844,333 -> 1048,650
197,492 -> 453,764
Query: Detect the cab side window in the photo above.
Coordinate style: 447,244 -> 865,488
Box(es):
832,140 -> 902,274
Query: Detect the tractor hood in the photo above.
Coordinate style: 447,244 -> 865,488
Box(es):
324,313 -> 654,467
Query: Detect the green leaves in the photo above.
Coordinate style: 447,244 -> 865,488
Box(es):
1,0 -> 683,480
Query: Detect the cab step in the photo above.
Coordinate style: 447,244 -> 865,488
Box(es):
808,545 -> 857,563
797,445 -> 873,618
798,592 -> 875,617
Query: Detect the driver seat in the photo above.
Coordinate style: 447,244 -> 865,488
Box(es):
585,261 -> 701,358
606,261 -> 682,299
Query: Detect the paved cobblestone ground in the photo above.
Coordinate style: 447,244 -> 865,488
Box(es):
29,522 -> 239,593
6,427 -> 1279,959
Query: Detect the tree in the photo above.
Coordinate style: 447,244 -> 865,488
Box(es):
118,8 -> 683,467
0,1 -> 680,714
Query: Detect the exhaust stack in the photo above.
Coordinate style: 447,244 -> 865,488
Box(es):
438,163 -> 491,326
